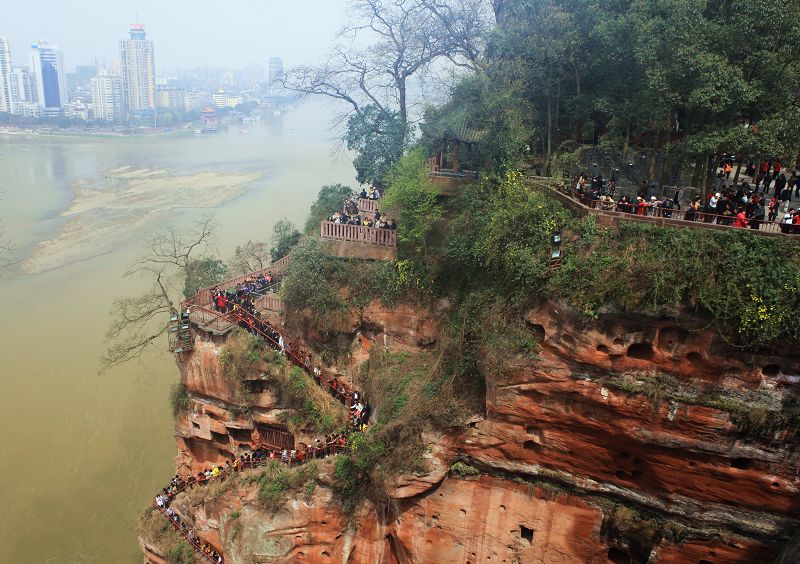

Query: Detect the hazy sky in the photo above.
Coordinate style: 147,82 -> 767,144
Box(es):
3,0 -> 351,71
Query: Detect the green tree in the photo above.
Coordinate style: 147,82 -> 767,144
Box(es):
304,184 -> 355,233
183,257 -> 228,298
381,149 -> 442,261
279,237 -> 347,328
270,219 -> 301,261
347,105 -> 410,186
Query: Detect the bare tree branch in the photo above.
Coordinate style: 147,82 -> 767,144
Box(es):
283,0 -> 493,135
229,240 -> 270,275
101,214 -> 219,374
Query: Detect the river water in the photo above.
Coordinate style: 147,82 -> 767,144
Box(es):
0,103 -> 355,562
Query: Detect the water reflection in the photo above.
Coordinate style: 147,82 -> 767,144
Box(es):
0,102 -> 355,562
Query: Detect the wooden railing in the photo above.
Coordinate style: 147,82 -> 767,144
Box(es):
188,305 -> 237,333
358,197 -> 379,214
181,254 -> 292,310
529,178 -> 800,240
320,221 -> 397,247
430,168 -> 477,180
255,294 -> 283,312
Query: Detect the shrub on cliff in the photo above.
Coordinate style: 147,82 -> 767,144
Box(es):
168,541 -> 196,564
381,149 -> 442,263
333,350 -> 480,500
169,383 -> 190,417
256,461 -> 318,511
219,332 -> 344,433
280,237 -> 423,336
280,237 -> 349,331
442,171 -> 572,308
553,220 -> 800,348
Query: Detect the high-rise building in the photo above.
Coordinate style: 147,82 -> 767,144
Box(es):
0,36 -> 15,113
9,67 -> 40,116
29,41 -> 67,116
156,85 -> 186,110
268,57 -> 284,87
119,24 -> 155,114
67,64 -> 99,95
90,70 -> 123,121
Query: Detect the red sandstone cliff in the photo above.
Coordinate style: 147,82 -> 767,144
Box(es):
141,299 -> 800,563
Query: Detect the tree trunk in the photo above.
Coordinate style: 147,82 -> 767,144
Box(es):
659,146 -> 670,189
544,92 -> 553,175
398,79 -> 407,131
733,158 -> 743,184
691,156 -> 703,190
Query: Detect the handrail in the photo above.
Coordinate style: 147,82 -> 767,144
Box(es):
153,444 -> 348,564
571,191 -> 800,236
320,221 -> 397,247
532,179 -> 800,239
181,254 -> 292,310
154,505 -> 219,563
358,197 -> 379,214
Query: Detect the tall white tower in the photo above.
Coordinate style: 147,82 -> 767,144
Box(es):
119,24 -> 155,114
0,36 -> 13,113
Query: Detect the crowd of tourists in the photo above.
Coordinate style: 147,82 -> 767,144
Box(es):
211,272 -> 280,313
329,207 -> 397,229
152,368 -> 368,563
155,475 -> 223,563
740,160 -> 800,198
572,168 -> 800,232
329,190 -> 398,229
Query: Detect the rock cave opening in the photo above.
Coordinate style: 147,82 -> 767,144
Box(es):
227,427 -> 252,443
686,351 -> 704,369
597,344 -> 610,354
730,457 -> 754,470
243,379 -> 270,393
626,342 -> 654,360
210,430 -> 229,445
607,547 -> 632,564
526,322 -> 546,342
762,364 -> 781,377
523,440 -> 542,452
519,525 -> 534,545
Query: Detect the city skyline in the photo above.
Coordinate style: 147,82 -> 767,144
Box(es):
2,1 -> 350,71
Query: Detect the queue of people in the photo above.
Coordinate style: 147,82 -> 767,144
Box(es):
155,475 -> 223,563
211,272 -> 280,313
572,173 -> 800,233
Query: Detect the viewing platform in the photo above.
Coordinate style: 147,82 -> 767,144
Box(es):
529,177 -> 800,241
357,197 -> 379,215
181,254 -> 291,312
320,221 -> 398,260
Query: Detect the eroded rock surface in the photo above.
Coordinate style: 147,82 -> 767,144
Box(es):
142,300 -> 800,563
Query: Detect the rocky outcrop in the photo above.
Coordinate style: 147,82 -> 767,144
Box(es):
142,299 -> 800,563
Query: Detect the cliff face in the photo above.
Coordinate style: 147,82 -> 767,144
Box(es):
141,299 -> 800,563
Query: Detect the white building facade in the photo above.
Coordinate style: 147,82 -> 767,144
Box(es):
0,36 -> 15,113
90,71 -> 123,121
10,67 -> 40,116
119,24 -> 155,114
